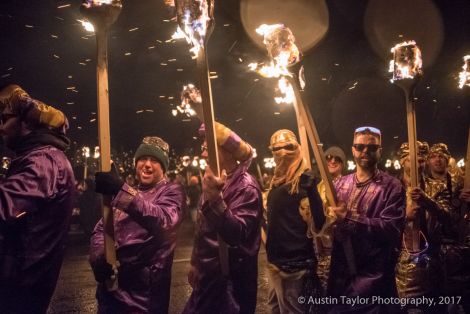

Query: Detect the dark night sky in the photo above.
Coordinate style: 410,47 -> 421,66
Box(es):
0,0 -> 469,162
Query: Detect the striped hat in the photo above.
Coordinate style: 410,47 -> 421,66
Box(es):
199,122 -> 252,161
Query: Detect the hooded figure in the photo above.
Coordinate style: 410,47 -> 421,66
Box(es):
0,84 -> 75,314
264,129 -> 324,314
183,122 -> 262,314
91,136 -> 185,313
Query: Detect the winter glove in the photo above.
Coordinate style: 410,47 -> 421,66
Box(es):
92,258 -> 116,283
95,171 -> 123,196
0,84 -> 67,129
300,170 -> 325,231
299,170 -> 318,191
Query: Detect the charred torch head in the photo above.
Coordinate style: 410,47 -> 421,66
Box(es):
175,0 -> 214,51
257,24 -> 301,68
80,0 -> 122,31
389,40 -> 422,82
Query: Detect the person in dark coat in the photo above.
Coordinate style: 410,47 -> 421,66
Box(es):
0,84 -> 76,314
91,136 -> 185,314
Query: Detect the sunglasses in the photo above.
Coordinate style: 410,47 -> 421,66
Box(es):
271,144 -> 296,152
200,144 -> 208,152
352,144 -> 381,152
354,126 -> 382,141
326,155 -> 342,163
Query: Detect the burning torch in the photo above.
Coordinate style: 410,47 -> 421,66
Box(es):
389,40 -> 423,252
458,54 -> 470,243
254,23 -> 356,275
249,24 -> 310,165
174,0 -> 231,276
81,0 -> 122,290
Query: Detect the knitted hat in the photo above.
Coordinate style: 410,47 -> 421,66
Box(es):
324,146 -> 346,164
199,122 -> 252,162
429,143 -> 451,161
398,141 -> 430,159
134,136 -> 170,172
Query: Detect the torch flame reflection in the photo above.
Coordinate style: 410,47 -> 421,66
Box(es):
389,40 -> 422,82
458,55 -> 470,89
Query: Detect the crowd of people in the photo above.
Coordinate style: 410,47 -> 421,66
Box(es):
1,84 -> 469,314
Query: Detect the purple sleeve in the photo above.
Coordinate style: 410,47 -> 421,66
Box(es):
0,155 -> 59,222
344,184 -> 405,243
202,185 -> 261,246
112,183 -> 185,232
89,219 -> 105,267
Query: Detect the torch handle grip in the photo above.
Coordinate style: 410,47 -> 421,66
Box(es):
288,77 -> 356,276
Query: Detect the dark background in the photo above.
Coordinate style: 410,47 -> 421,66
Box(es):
0,0 -> 469,162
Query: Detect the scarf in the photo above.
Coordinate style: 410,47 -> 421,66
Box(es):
270,145 -> 309,195
11,128 -> 70,155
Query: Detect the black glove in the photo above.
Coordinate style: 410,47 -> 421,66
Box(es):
299,170 -> 318,191
92,259 -> 116,283
95,171 -> 123,195
300,170 -> 325,231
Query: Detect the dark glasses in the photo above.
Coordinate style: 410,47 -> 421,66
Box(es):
200,144 -> 208,152
271,144 -> 296,152
354,126 -> 382,142
352,144 -> 381,152
326,155 -> 342,163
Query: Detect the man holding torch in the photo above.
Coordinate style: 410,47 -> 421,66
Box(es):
328,126 -> 405,313
427,143 -> 470,312
183,122 -> 262,314
90,136 -> 185,313
395,141 -> 450,313
0,84 -> 75,313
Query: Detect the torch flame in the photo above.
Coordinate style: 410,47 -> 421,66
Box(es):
274,77 -> 295,104
174,0 -> 213,59
458,55 -> 470,89
249,24 -> 301,105
83,0 -> 114,8
389,40 -> 422,82
174,84 -> 200,117
78,19 -> 95,32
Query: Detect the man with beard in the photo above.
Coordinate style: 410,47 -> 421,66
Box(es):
0,84 -> 75,313
427,143 -> 470,313
183,122 -> 262,314
90,136 -> 185,313
395,142 -> 450,313
327,126 -> 405,313
265,129 -> 324,314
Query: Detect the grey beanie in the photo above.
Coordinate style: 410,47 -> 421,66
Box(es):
324,146 -> 346,164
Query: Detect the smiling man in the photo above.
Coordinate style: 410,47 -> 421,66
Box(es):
90,136 -> 185,314
327,126 -> 405,313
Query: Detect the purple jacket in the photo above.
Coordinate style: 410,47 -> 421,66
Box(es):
328,171 -> 405,313
183,159 -> 262,314
0,145 -> 76,313
90,180 -> 185,314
